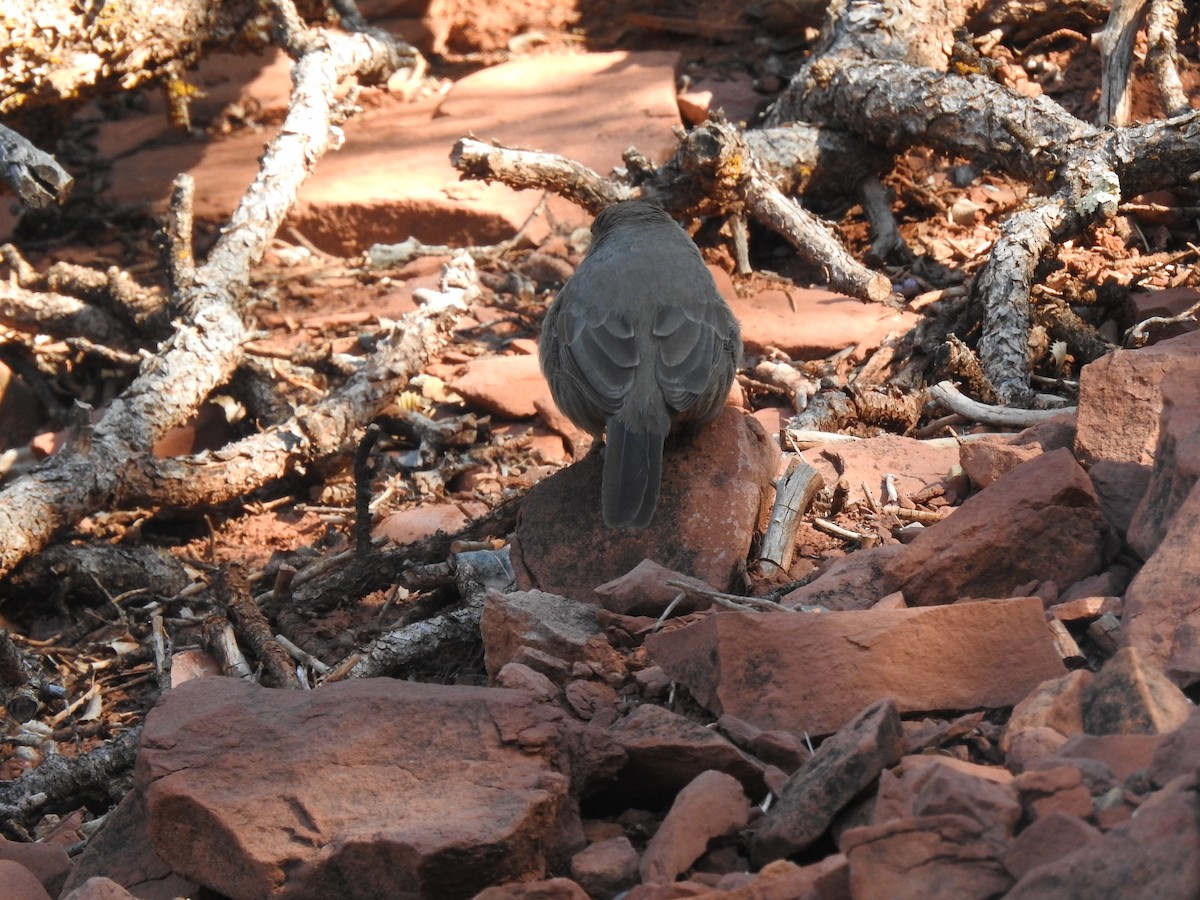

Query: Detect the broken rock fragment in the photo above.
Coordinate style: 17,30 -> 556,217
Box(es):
645,599 -> 1066,737
512,408 -> 778,603
481,588 -> 624,680
135,677 -> 578,900
881,448 -> 1114,605
608,703 -> 767,804
752,698 -> 903,865
640,770 -> 751,884
842,814 -> 1013,900
1081,645 -> 1193,735
1005,772 -> 1200,898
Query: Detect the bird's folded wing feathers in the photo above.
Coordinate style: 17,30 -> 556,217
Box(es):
653,301 -> 726,413
559,297 -> 638,415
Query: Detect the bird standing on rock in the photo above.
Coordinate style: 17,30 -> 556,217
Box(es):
539,201 -> 742,529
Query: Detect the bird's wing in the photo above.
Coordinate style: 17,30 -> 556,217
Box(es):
557,287 -> 638,417
652,299 -> 727,414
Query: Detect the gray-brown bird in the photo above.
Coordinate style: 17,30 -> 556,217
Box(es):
539,201 -> 742,529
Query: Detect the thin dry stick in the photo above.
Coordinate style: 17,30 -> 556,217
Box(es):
663,579 -> 796,613
929,381 -> 1077,427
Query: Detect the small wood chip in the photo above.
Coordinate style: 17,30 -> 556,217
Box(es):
1087,612 -> 1121,657
1046,618 -> 1085,665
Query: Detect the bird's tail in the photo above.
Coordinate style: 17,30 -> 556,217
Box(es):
602,420 -> 665,529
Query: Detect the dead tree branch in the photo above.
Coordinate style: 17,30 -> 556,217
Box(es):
1094,0 -> 1150,126
453,117 -> 897,303
765,0 -> 1200,404
1147,0 -> 1191,117
0,123 -> 73,209
0,10 -> 421,580
0,725 -> 142,836
1,0 -> 263,118
118,304 -> 456,508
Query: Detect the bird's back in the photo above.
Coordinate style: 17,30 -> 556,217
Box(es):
538,201 -> 741,527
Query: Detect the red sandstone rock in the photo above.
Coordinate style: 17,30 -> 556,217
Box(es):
1126,286 -> 1200,339
1081,646 -> 1193,734
681,856 -> 850,900
623,882 -> 713,899
134,677 -> 578,899
57,789 -> 200,900
564,679 -> 620,723
1126,357 -> 1200,558
1005,772 -> 1200,898
1088,460 -> 1153,537
752,699 -> 904,864
1005,726 -> 1071,774
641,771 -> 752,884
676,74 -> 763,126
1119,374 -> 1200,686
496,662 -> 559,702
722,281 -> 919,359
632,666 -> 672,700
1121,487 -> 1200,687
97,50 -> 683,254
803,434 -> 958,511
781,544 -> 905,610
959,437 -> 1042,489
412,0 -> 579,54
471,878 -> 590,900
873,758 -> 1020,842
374,503 -> 470,544
450,353 -> 554,419
1059,566 -> 1133,604
481,589 -> 625,681
892,755 -> 1014,785
0,860 -> 52,900
1052,733 -> 1163,782
59,877 -> 139,900
0,837 -> 70,898
881,448 -> 1114,605
1148,706 -> 1200,788
569,836 -> 639,898
609,704 -> 767,804
1013,765 -> 1094,821
1001,670 -> 1091,754
510,646 -> 572,682
1002,811 -> 1102,881
645,599 -> 1066,738
959,413 -> 1074,489
1074,329 -> 1200,467
717,715 -> 808,772
168,648 -> 223,687
842,814 -> 1013,900
593,560 -> 715,617
512,409 -> 779,603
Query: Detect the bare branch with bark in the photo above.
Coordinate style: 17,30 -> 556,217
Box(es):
0,6 -> 422,579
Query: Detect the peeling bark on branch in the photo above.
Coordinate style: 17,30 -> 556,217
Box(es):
771,58 -> 1095,183
1147,0 -> 1191,118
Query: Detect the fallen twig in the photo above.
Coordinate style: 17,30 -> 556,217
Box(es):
929,381 -> 1076,427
